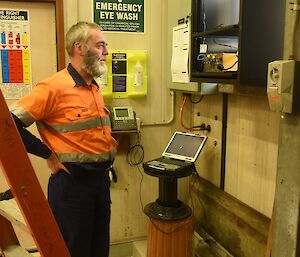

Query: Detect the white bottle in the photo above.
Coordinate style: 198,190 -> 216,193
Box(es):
134,60 -> 143,87
98,63 -> 108,87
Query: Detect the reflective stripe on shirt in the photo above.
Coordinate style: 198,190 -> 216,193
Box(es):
9,103 -> 35,127
36,116 -> 111,134
57,148 -> 117,163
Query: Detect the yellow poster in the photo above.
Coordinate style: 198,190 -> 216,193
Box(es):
96,50 -> 147,98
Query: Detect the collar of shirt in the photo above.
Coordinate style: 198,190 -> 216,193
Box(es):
67,63 -> 99,89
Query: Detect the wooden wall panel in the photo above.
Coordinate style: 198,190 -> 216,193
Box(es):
193,94 -> 223,187
225,95 -> 280,217
190,91 -> 279,218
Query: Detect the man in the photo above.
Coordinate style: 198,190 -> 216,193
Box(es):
9,21 -> 117,257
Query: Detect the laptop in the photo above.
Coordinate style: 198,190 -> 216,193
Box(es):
144,132 -> 207,172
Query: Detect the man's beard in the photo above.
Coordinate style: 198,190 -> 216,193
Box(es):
82,51 -> 107,77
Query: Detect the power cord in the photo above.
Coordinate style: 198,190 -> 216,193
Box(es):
212,38 -> 238,51
189,94 -> 204,104
180,94 -> 210,132
126,132 -> 144,166
217,60 -> 238,71
148,215 -> 193,234
137,164 -> 144,214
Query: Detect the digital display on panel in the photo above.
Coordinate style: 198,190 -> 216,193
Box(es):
115,108 -> 129,118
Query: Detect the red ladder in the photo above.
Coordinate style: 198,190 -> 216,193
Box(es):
0,90 -> 70,257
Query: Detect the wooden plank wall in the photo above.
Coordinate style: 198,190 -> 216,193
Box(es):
193,94 -> 223,187
190,175 -> 270,257
192,94 -> 279,217
225,94 -> 280,217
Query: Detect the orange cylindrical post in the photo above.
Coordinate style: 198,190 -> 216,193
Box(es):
147,216 -> 193,257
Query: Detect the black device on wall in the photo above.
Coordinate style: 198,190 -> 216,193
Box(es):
191,0 -> 286,86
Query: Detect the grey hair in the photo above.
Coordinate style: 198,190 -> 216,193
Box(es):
65,21 -> 102,57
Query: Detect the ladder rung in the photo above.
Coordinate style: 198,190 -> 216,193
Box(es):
2,245 -> 33,257
0,200 -> 29,234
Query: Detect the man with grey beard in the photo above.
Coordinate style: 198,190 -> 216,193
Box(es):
9,21 -> 117,257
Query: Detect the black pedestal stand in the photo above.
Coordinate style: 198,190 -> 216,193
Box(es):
143,164 -> 194,221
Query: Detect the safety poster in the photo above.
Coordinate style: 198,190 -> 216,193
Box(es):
0,9 -> 32,99
94,0 -> 144,33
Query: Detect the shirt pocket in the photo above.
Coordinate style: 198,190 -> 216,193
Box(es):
65,108 -> 92,121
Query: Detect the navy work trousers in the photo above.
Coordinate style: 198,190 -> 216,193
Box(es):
48,168 -> 111,257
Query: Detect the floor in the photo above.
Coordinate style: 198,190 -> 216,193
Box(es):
109,239 -> 147,257
28,235 -> 222,257
132,240 -> 147,257
23,240 -> 147,257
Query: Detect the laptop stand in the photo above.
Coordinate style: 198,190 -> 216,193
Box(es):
143,163 -> 195,220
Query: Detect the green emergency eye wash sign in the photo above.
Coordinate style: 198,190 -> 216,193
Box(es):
94,0 -> 145,33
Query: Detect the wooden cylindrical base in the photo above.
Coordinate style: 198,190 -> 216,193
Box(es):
146,216 -> 193,257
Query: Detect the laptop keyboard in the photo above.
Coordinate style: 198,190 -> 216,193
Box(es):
157,157 -> 186,165
147,160 -> 181,170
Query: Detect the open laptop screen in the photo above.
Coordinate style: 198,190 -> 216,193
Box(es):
162,132 -> 207,162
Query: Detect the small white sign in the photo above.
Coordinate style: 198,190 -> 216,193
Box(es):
199,44 -> 207,53
171,22 -> 190,83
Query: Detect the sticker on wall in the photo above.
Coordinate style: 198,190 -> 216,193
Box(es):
0,9 -> 32,99
95,50 -> 147,98
94,0 -> 145,33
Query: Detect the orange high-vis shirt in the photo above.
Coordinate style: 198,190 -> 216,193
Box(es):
10,67 -> 117,163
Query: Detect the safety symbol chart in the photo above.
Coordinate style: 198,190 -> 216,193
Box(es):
0,9 -> 32,99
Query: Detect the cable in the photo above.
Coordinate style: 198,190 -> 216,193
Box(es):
189,175 -> 195,216
180,95 -> 206,131
126,132 -> 144,166
202,1 -> 206,32
217,60 -> 238,72
180,95 -> 194,131
189,94 -> 204,104
148,215 -> 192,234
137,165 -> 144,213
212,38 -> 238,51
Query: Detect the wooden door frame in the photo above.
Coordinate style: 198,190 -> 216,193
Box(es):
1,0 -> 65,70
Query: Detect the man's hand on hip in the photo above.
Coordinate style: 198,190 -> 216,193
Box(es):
47,153 -> 70,174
